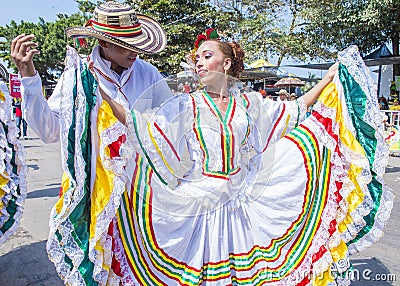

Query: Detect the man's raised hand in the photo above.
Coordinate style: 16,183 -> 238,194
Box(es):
11,34 -> 40,78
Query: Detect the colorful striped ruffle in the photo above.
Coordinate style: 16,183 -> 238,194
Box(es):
0,82 -> 27,246
47,46 -> 99,285
47,46 -> 128,285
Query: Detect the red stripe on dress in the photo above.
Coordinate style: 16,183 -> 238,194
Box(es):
312,245 -> 327,263
282,136 -> 329,274
202,171 -> 230,180
109,222 -> 123,277
153,122 -> 181,161
129,154 -> 140,210
242,93 -> 250,109
262,104 -> 286,152
312,111 -> 339,144
146,170 -> 205,282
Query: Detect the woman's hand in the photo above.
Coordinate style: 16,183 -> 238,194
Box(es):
325,62 -> 339,81
302,61 -> 340,107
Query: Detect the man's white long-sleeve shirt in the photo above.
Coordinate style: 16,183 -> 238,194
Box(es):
20,45 -> 173,143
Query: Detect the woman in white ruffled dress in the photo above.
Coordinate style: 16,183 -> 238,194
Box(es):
47,30 -> 393,285
87,33 -> 393,285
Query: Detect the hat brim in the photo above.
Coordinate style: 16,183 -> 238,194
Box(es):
0,63 -> 8,82
66,14 -> 166,55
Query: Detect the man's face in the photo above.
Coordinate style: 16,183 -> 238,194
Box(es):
100,41 -> 138,74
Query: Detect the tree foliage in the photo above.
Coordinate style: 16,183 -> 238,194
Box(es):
299,0 -> 400,76
130,0 -> 235,74
1,0 -> 399,81
0,2 -> 92,82
212,0 -> 400,74
237,0 -> 315,66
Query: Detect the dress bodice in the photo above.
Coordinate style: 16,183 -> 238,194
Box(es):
184,91 -> 253,181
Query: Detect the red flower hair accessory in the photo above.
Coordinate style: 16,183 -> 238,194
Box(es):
187,28 -> 220,68
194,28 -> 220,48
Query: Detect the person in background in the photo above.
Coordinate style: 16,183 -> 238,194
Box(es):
182,81 -> 191,93
390,98 -> 400,110
390,98 -> 400,124
276,88 -> 289,101
289,92 -> 297,101
13,97 -> 28,139
264,93 -> 272,101
294,85 -> 303,97
258,86 -> 266,98
379,95 -> 389,110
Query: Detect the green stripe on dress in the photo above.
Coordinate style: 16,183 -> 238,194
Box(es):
338,64 -> 383,246
57,65 -> 98,285
0,122 -> 18,234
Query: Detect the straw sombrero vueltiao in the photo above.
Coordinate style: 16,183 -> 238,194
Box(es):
0,63 -> 9,82
66,1 -> 167,54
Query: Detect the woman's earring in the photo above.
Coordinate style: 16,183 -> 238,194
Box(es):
221,69 -> 228,103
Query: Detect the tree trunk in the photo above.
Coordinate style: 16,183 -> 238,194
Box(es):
277,50 -> 285,67
392,32 -> 399,80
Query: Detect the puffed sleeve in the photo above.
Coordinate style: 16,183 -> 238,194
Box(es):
245,91 -> 307,153
124,93 -> 192,185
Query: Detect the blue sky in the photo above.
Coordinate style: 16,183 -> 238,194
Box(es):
0,0 -> 81,27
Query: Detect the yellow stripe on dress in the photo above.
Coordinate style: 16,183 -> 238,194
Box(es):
0,172 -> 8,210
314,82 -> 366,284
91,100 -> 121,271
54,172 -> 69,214
318,83 -> 365,222
148,122 -> 175,175
0,90 -> 5,102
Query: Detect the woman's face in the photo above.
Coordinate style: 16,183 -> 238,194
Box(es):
194,41 -> 230,89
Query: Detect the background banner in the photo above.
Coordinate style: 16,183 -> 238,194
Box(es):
9,73 -> 21,98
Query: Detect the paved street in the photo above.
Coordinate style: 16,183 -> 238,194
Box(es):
0,129 -> 399,285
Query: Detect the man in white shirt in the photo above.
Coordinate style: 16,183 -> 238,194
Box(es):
10,2 -> 174,283
11,1 -> 172,143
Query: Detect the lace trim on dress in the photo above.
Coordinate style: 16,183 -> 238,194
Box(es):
0,86 -> 27,245
47,46 -> 91,284
111,218 -> 139,285
90,117 -> 128,284
338,45 -> 394,253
